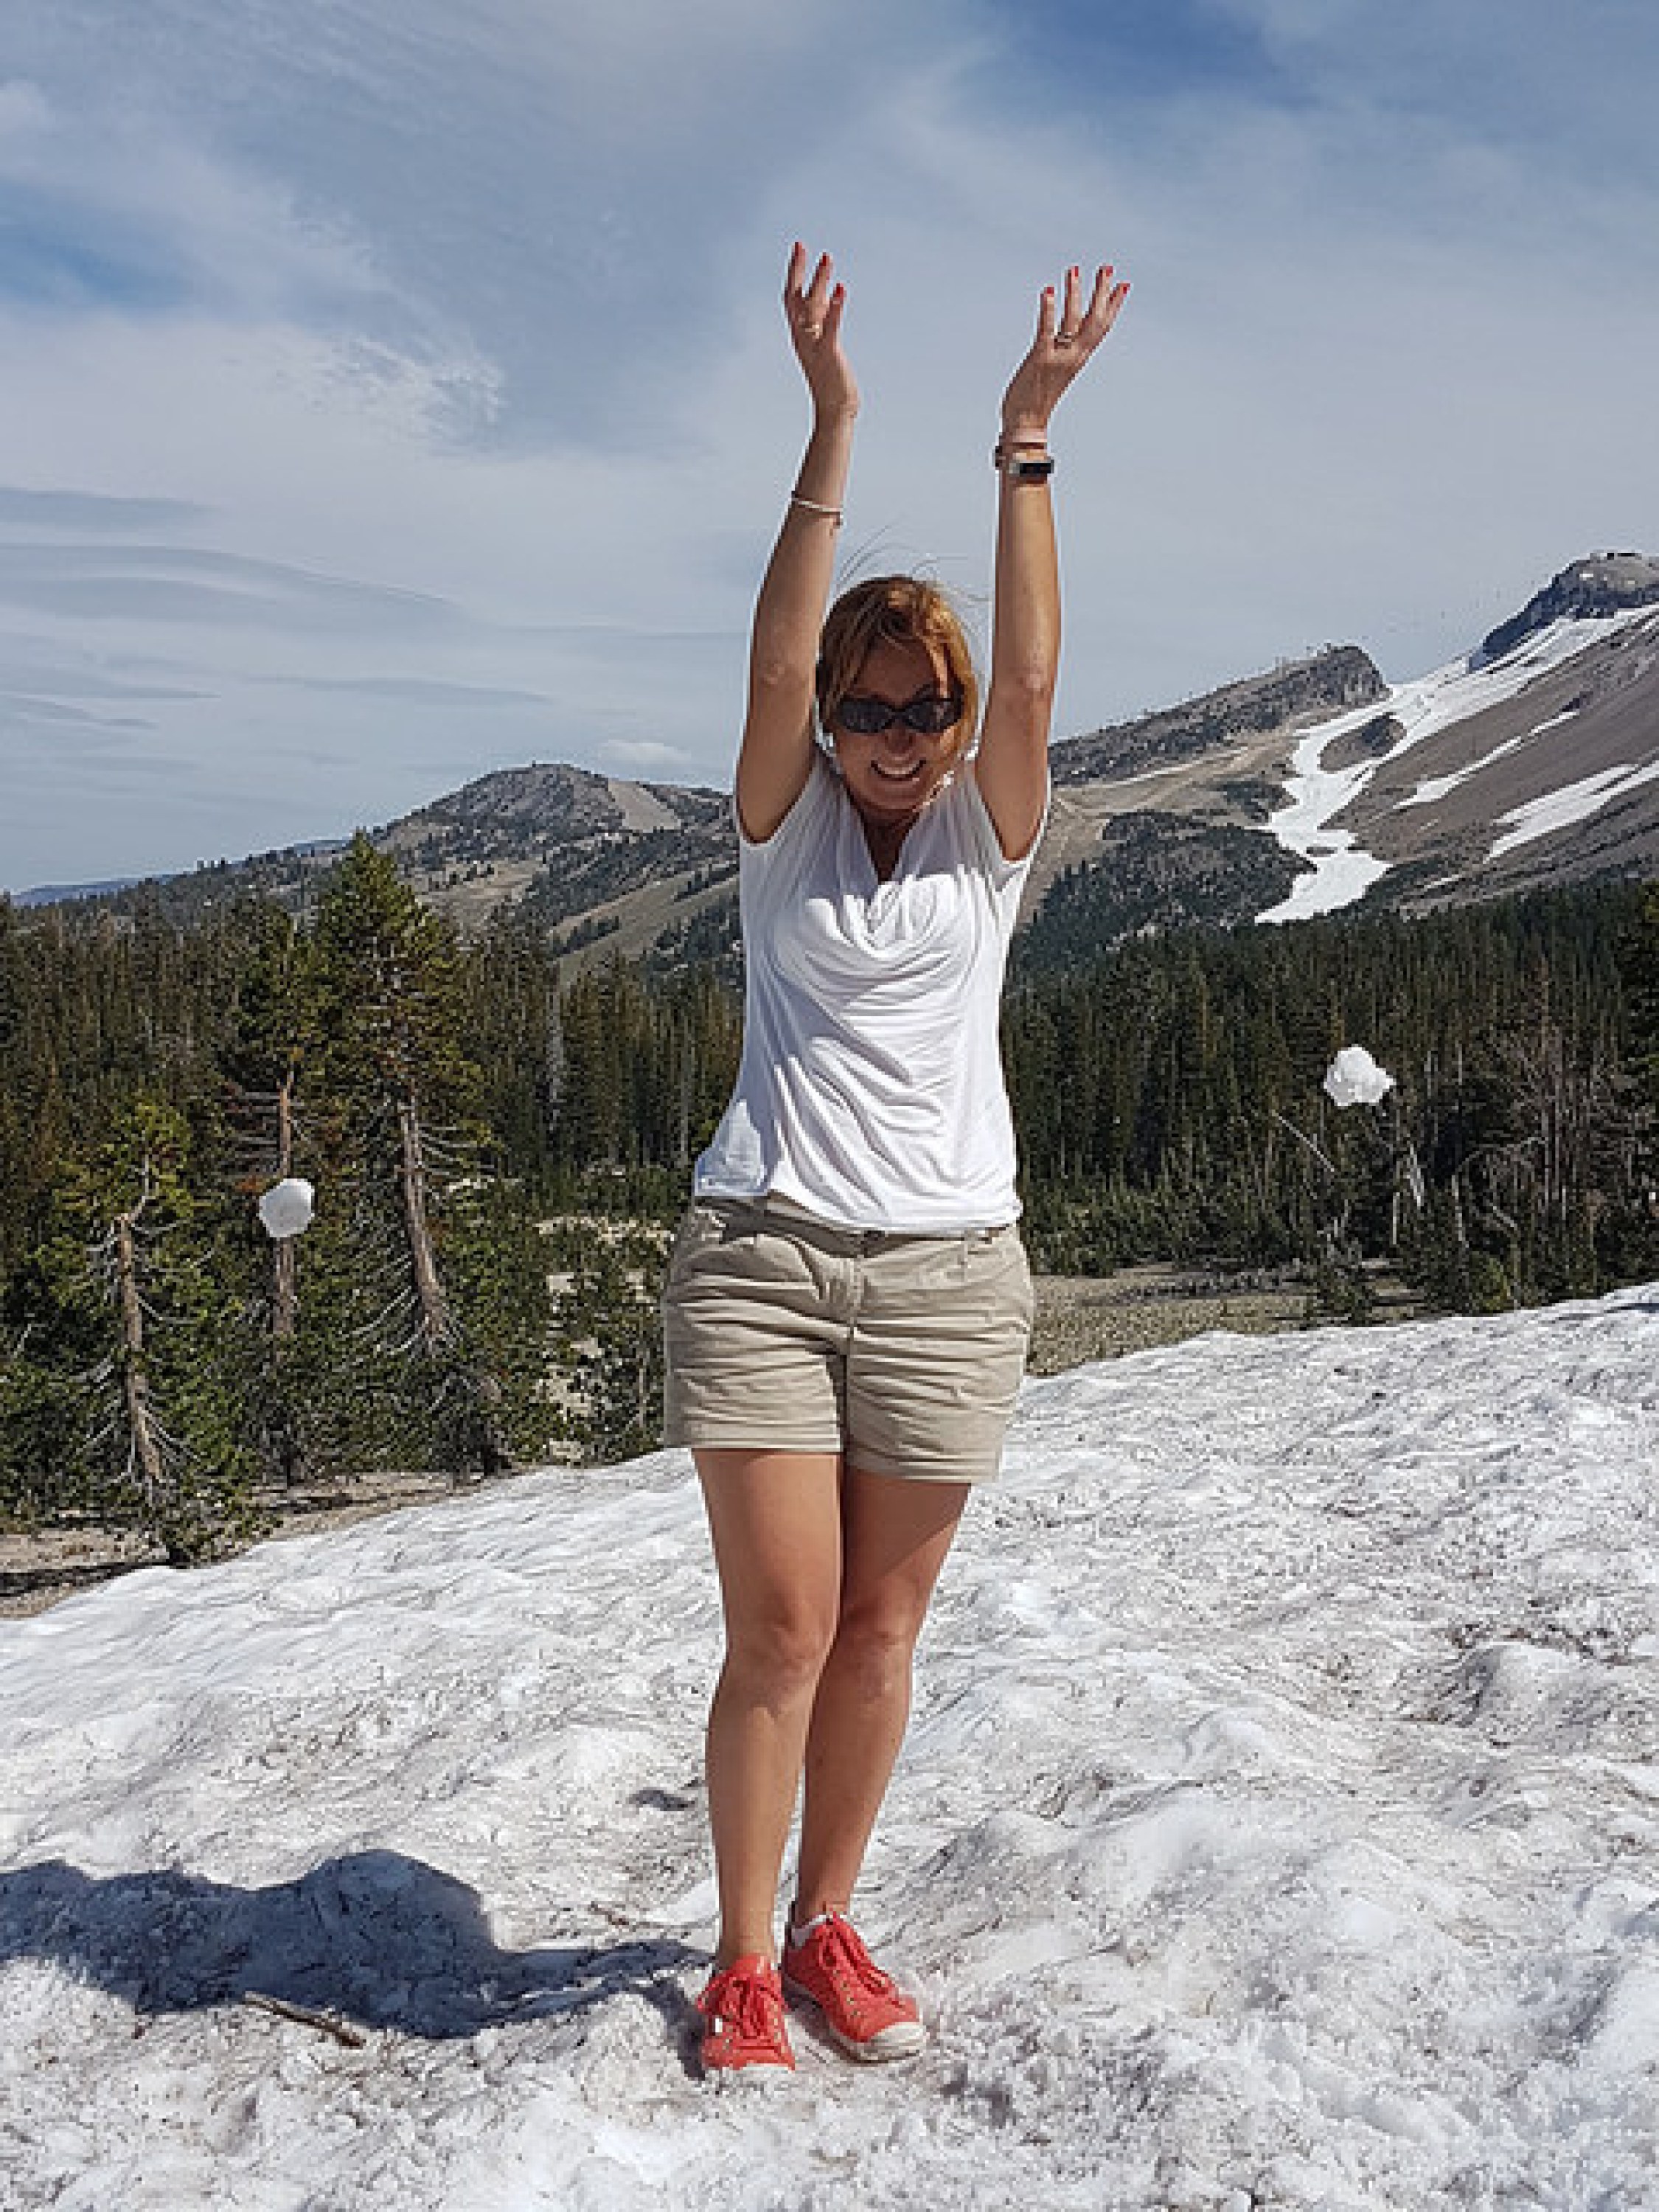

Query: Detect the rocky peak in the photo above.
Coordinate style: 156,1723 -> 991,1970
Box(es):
1051,644 -> 1386,785
384,762 -> 627,843
1480,551 -> 1659,662
378,762 -> 723,853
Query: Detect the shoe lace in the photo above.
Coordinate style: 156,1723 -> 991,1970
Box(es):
818,1917 -> 896,2001
706,1964 -> 785,2041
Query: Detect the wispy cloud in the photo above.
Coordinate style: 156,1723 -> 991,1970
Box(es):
0,694 -> 158,734
0,542 -> 465,632
257,674 -> 553,709
0,485 -> 214,532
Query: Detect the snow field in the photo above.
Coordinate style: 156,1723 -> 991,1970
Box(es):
2,1289 -> 1657,2208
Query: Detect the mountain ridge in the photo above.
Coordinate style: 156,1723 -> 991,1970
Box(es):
17,551 -> 1659,957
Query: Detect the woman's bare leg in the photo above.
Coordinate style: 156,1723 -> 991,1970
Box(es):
695,1447 -> 845,1966
792,1468 -> 970,1925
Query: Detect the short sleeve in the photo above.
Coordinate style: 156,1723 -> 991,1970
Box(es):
737,748 -> 837,867
961,765 -> 1050,894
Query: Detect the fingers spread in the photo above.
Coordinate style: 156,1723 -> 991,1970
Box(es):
785,243 -> 832,305
1040,260 -> 1133,358
1083,262 -> 1130,338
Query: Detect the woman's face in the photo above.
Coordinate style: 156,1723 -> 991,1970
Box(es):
830,636 -> 965,831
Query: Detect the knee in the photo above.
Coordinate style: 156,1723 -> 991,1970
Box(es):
827,1599 -> 925,1697
724,1602 -> 838,1703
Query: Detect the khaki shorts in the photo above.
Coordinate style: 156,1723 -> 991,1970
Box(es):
661,1195 -> 1034,1484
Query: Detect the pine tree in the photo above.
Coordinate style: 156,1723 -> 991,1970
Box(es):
304,837 -> 553,1475
1,1097 -> 260,1561
215,900 -> 323,1484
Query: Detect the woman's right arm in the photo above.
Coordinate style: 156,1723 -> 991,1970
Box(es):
735,245 -> 859,844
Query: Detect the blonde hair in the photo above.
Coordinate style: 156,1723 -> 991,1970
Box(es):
815,576 -> 979,761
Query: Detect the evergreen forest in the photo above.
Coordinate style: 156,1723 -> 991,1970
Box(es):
2,846 -> 1656,1559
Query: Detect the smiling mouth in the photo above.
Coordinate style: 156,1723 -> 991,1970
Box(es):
871,759 -> 925,782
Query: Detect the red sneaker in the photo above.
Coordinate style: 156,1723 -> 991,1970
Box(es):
783,1914 -> 928,2062
696,1955 -> 795,2078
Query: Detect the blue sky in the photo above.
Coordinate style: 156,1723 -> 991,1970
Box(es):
1,0 -> 1656,891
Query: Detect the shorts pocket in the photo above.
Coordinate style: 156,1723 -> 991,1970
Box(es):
666,1200 -> 742,1284
665,1201 -> 813,1302
970,1227 -> 1034,1331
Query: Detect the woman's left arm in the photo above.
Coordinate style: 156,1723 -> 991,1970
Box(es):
975,262 -> 1130,861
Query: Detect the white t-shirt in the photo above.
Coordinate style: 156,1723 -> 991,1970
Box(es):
693,751 -> 1043,1231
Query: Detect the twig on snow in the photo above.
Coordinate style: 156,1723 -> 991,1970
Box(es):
242,1991 -> 369,2048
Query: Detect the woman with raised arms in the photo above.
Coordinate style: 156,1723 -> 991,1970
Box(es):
662,242 -> 1129,2078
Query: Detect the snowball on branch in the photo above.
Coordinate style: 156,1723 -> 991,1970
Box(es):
1323,1046 -> 1395,1110
257,1178 -> 316,1239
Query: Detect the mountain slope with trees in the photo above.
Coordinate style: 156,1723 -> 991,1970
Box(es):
6,550 -> 1659,1557
5,853 -> 1656,1554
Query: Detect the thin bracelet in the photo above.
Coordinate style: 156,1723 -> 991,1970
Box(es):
788,492 -> 843,522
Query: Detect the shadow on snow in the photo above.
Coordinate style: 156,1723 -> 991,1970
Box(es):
1,1849 -> 700,2042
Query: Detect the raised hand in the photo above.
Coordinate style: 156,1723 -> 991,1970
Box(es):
1000,262 -> 1130,440
784,242 -> 859,420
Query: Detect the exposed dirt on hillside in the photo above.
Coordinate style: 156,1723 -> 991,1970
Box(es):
0,1470 -> 466,1622
1027,1263 -> 1322,1373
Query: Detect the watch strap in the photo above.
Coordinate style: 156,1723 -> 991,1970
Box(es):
992,441 -> 1054,481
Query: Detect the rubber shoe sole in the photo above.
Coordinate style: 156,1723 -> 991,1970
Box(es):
705,2057 -> 796,2090
783,1972 -> 929,2063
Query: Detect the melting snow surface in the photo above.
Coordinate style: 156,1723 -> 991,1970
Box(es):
3,1290 -> 1658,2210
1490,759 -> 1659,859
1397,728 -> 1545,811
1258,609 -> 1655,922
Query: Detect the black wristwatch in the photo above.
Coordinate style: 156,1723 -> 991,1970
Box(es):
993,442 -> 1054,481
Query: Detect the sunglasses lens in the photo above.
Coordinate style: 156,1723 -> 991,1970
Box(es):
835,694 -> 961,736
835,696 -> 888,734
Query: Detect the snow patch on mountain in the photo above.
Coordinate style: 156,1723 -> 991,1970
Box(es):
1397,726 -> 1552,811
1492,757 -> 1659,859
1257,605 -> 1656,922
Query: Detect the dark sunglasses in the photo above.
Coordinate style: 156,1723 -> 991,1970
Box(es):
833,692 -> 962,737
